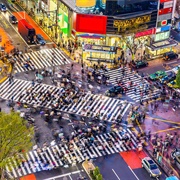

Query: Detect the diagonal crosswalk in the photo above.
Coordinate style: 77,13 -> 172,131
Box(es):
102,68 -> 161,102
13,48 -> 71,73
0,78 -> 131,122
5,129 -> 138,179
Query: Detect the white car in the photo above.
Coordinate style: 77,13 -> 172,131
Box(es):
142,157 -> 162,178
172,65 -> 180,74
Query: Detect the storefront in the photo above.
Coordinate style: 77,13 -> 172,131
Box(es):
82,44 -> 116,64
146,39 -> 178,58
72,13 -> 107,46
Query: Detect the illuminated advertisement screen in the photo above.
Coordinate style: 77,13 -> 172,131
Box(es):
73,13 -> 107,34
76,0 -> 106,13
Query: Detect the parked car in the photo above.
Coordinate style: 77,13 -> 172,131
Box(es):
142,157 -> 162,178
36,34 -> 46,45
159,72 -> 176,84
163,51 -> 178,61
105,86 -> 123,97
0,3 -> 7,11
131,60 -> 148,69
172,65 -> 180,74
149,70 -> 167,80
171,148 -> 180,169
9,15 -> 18,24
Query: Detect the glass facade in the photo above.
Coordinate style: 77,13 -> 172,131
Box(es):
105,0 -> 158,15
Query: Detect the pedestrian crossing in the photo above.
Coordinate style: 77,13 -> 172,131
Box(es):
13,48 -> 71,73
103,68 -> 161,102
0,78 -> 131,122
5,129 -> 138,179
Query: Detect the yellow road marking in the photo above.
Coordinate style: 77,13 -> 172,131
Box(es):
151,127 -> 180,134
146,116 -> 180,125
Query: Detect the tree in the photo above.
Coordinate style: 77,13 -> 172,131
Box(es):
93,166 -> 100,177
96,174 -> 103,180
0,112 -> 34,179
121,33 -> 148,61
176,68 -> 180,87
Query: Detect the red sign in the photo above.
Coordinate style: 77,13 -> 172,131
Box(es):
161,20 -> 167,26
160,0 -> 172,2
159,7 -> 172,15
73,13 -> 107,34
135,28 -> 156,38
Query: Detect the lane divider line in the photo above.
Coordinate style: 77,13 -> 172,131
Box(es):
112,169 -> 121,180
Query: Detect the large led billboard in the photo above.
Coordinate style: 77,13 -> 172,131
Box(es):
75,0 -> 106,13
73,13 -> 107,34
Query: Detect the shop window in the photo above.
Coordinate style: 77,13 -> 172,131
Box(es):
154,31 -> 170,42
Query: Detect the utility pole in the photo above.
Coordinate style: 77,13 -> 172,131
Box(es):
55,0 -> 60,41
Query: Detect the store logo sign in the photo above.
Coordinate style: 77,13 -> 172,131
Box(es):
113,15 -> 151,33
161,20 -> 167,26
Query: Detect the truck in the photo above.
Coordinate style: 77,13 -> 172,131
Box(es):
18,19 -> 36,44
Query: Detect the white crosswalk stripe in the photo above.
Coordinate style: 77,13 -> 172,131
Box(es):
103,68 -> 161,102
6,129 -> 138,179
13,48 -> 71,73
0,79 -> 131,122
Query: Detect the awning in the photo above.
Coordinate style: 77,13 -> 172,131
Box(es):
76,33 -> 105,39
146,39 -> 178,51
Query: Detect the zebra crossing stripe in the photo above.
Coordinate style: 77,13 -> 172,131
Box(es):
14,48 -> 71,73
102,68 -> 161,102
0,79 -> 131,122
5,129 -> 138,179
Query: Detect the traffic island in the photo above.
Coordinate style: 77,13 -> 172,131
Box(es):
82,160 -> 103,180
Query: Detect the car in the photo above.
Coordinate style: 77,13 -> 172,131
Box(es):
171,148 -> 180,169
142,157 -> 162,178
167,80 -> 179,88
0,3 -> 7,11
159,72 -> 176,84
131,60 -> 148,69
172,65 -> 180,74
149,70 -> 167,80
166,176 -> 179,180
9,15 -> 18,24
163,51 -> 178,61
105,86 -> 123,97
36,34 -> 46,45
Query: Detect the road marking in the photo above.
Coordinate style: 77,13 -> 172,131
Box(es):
166,60 -> 178,65
128,166 -> 139,180
151,127 -> 180,134
165,69 -> 173,73
146,116 -> 180,125
112,169 -> 121,180
43,170 -> 82,180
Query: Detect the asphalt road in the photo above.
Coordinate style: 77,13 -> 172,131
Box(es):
35,164 -> 89,180
0,10 -> 27,52
94,154 -> 167,180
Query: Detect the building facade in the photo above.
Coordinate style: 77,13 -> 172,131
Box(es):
30,0 -> 177,61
